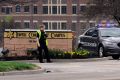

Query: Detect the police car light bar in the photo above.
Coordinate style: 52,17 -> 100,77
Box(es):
97,24 -> 113,28
96,20 -> 117,28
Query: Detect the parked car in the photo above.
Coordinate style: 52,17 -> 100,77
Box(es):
78,26 -> 120,59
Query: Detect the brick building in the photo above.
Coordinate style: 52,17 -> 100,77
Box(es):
0,0 -> 96,36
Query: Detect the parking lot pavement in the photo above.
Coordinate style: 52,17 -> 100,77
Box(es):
35,57 -> 120,73
1,57 -> 120,80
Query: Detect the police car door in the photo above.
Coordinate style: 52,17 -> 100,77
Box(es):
81,28 -> 98,51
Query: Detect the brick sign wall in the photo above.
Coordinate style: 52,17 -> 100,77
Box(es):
4,29 -> 74,57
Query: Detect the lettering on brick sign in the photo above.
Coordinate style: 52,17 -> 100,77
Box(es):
4,31 -> 73,39
7,31 -> 16,39
17,32 -> 27,38
29,32 -> 37,38
51,33 -> 66,38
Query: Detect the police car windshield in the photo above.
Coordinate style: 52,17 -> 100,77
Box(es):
100,28 -> 120,37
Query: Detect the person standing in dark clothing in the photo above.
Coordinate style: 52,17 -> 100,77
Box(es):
36,25 -> 51,63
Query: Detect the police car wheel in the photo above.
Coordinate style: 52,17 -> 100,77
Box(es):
98,46 -> 104,58
112,55 -> 119,60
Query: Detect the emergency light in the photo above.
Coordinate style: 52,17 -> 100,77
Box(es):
97,21 -> 116,28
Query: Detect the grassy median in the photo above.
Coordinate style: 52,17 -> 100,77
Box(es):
0,61 -> 39,72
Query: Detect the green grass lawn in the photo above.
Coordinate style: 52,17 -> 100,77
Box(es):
0,61 -> 39,72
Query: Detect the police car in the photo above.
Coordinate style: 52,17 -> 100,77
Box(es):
78,25 -> 120,59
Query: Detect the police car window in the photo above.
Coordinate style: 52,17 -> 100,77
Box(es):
85,29 -> 98,36
93,30 -> 98,37
100,28 -> 120,37
85,29 -> 94,36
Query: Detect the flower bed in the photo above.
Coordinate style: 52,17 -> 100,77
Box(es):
27,48 -> 97,59
49,49 -> 92,59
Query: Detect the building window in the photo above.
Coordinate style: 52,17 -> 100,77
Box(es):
49,22 -> 52,29
72,22 -> 76,31
43,22 -> 48,29
52,0 -> 57,4
61,6 -> 67,14
43,0 -> 48,4
43,6 -> 48,14
24,6 -> 29,12
61,0 -> 67,4
43,21 -> 67,30
72,6 -> 77,14
24,22 -> 30,28
52,22 -> 57,30
61,23 -> 67,29
33,6 -> 37,14
33,20 -> 38,28
1,7 -> 5,13
6,7 -> 12,14
80,22 -> 87,30
58,23 -> 61,29
42,0 -> 67,15
1,7 -> 12,14
52,6 -> 57,14
15,22 -> 21,29
16,5 -> 21,12
80,5 -> 86,12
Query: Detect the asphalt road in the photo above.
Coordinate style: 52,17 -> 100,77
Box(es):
1,57 -> 120,80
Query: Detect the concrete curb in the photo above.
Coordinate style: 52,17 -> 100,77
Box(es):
0,69 -> 45,76
49,58 -> 108,63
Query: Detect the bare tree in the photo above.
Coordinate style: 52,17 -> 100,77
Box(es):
3,16 -> 15,29
0,20 -> 5,47
85,0 -> 120,25
0,0 -> 40,47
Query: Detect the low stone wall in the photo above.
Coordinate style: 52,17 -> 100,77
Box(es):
4,29 -> 74,57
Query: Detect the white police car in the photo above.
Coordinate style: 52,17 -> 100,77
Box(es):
78,26 -> 120,59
